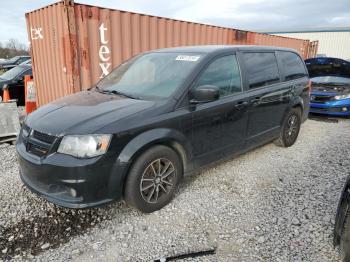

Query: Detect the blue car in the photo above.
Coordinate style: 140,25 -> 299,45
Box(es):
305,57 -> 350,116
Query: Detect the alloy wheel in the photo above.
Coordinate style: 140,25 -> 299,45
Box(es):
285,114 -> 299,143
140,158 -> 176,204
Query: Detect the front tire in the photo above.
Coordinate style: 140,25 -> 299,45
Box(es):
274,107 -> 302,147
124,145 -> 182,213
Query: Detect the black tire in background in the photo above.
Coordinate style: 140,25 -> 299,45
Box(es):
340,210 -> 350,262
274,107 -> 302,147
124,145 -> 182,213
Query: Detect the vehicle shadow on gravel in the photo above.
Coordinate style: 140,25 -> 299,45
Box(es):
0,188 -> 124,260
308,113 -> 350,123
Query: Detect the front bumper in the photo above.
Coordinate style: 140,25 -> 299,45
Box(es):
310,99 -> 350,116
16,133 -> 127,208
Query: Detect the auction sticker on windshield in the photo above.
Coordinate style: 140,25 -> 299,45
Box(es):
175,55 -> 200,62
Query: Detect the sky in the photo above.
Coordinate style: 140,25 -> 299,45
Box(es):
0,0 -> 349,46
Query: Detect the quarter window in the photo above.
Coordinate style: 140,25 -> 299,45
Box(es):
243,52 -> 280,89
279,51 -> 307,81
194,55 -> 242,97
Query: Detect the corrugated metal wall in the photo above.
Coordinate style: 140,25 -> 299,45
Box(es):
74,3 -> 232,90
26,0 -> 317,106
273,31 -> 350,60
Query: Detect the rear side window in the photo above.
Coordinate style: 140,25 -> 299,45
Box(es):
279,51 -> 307,81
194,55 -> 242,97
243,52 -> 280,89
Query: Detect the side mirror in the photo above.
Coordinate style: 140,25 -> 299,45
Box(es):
190,85 -> 219,104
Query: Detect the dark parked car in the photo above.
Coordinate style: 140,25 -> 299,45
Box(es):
0,56 -> 31,72
306,57 -> 350,116
0,64 -> 32,105
334,176 -> 350,261
17,46 -> 310,212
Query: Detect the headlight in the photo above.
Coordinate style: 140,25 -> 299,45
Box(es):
57,134 -> 111,158
334,93 -> 350,100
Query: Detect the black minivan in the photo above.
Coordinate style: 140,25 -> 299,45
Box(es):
17,46 -> 310,212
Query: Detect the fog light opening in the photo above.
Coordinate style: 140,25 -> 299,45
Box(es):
70,188 -> 77,198
342,107 -> 348,112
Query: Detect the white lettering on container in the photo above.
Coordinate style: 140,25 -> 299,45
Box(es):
31,27 -> 43,40
98,23 -> 111,78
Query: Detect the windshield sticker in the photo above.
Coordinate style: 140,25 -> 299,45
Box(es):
175,55 -> 200,62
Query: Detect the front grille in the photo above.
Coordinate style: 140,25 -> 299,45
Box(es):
311,95 -> 333,103
26,141 -> 50,157
21,125 -> 57,158
32,130 -> 56,144
311,107 -> 347,113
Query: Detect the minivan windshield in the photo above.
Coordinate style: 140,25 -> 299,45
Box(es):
97,52 -> 202,100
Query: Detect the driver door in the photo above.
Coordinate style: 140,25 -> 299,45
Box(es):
190,54 -> 249,166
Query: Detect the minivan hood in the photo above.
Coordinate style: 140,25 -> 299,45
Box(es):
26,91 -> 156,135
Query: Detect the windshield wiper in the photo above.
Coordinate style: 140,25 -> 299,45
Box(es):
94,86 -> 141,99
107,90 -> 141,99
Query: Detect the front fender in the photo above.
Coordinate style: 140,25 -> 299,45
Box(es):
117,128 -> 193,165
108,128 -> 193,197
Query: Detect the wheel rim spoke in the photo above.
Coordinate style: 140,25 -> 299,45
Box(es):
147,186 -> 156,202
154,186 -> 160,202
160,161 -> 171,176
159,184 -> 167,193
157,159 -> 161,175
162,180 -> 173,186
142,183 -> 155,191
162,168 -> 175,180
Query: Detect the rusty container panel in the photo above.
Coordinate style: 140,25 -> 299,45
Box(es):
247,31 -> 311,59
73,3 -> 231,90
25,1 -> 79,107
26,1 -> 315,106
307,40 -> 319,58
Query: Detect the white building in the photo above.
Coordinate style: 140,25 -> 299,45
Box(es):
264,27 -> 350,60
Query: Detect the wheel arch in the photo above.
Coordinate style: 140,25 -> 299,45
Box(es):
280,97 -> 304,126
115,128 -> 193,193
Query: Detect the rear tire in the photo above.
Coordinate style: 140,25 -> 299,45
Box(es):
274,107 -> 302,147
124,145 -> 182,213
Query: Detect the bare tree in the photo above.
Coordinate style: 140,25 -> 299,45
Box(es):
0,39 -> 29,59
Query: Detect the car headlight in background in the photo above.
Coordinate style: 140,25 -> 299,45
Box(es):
334,93 -> 350,100
57,134 -> 112,158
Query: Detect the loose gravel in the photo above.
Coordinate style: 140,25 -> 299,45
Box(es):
0,117 -> 349,261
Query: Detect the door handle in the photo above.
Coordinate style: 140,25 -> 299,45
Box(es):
234,101 -> 248,110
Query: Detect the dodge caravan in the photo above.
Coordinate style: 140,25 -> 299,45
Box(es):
17,46 -> 310,212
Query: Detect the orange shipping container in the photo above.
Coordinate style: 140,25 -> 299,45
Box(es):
26,0 -> 317,106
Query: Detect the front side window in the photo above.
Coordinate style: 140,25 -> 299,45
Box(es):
98,52 -> 202,100
279,51 -> 307,81
194,55 -> 242,97
243,52 -> 280,89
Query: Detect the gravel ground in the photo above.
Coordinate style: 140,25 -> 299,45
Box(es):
0,116 -> 349,261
